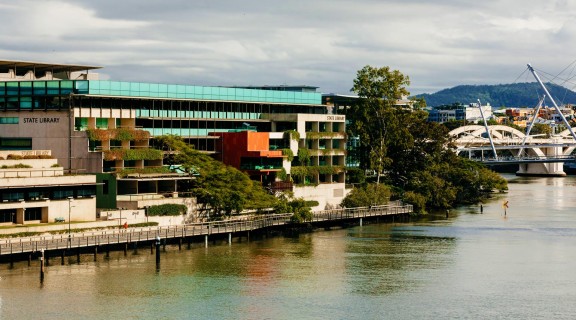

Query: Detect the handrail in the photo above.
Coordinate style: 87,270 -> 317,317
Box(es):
0,205 -> 412,255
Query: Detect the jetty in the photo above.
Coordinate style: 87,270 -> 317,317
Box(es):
0,202 -> 412,265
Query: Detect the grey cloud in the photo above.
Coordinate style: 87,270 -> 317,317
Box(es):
2,0 -> 576,95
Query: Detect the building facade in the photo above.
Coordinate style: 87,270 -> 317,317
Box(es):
0,149 -> 96,225
0,60 -> 347,213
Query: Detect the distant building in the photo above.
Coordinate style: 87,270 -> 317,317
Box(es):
427,103 -> 492,124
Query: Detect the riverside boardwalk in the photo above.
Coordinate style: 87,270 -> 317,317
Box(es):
0,202 -> 412,264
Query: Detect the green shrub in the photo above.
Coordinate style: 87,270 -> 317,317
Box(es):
103,148 -> 163,161
147,204 -> 187,216
7,154 -> 22,160
282,148 -> 294,161
284,130 -> 300,142
403,191 -> 426,214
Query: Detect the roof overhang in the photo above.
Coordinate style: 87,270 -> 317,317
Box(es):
0,59 -> 101,73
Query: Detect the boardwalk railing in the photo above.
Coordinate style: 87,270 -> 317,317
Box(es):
0,202 -> 412,256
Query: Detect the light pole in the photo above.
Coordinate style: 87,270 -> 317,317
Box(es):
67,196 -> 73,245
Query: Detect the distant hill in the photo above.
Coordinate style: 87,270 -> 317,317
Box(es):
415,82 -> 576,108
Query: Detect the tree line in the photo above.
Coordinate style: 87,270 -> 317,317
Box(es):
155,65 -> 508,219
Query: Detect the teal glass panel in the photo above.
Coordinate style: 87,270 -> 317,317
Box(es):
33,81 -> 46,95
6,82 -> 19,96
120,82 -> 130,91
0,83 -> 4,95
75,81 -> 89,94
61,81 -> 73,94
130,82 -> 139,91
19,82 -> 32,95
20,97 -> 32,109
0,117 -> 19,124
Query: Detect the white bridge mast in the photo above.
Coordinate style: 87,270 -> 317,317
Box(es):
478,99 -> 498,160
527,64 -> 576,141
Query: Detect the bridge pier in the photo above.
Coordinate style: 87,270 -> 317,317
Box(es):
516,162 -> 566,177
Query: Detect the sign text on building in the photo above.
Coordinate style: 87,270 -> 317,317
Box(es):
23,117 -> 60,124
326,115 -> 344,121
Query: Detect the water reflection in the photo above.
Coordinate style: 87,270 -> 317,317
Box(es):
345,224 -> 456,296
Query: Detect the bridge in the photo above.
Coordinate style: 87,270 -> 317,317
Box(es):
450,124 -> 576,176
446,64 -> 576,176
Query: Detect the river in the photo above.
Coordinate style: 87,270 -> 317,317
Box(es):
1,174 -> 576,319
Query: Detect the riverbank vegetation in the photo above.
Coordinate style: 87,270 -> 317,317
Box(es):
343,65 -> 508,213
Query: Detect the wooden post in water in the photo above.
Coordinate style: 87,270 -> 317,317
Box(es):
187,238 -> 191,250
228,233 -> 232,245
150,243 -> 154,255
94,246 -> 98,261
40,249 -> 45,283
155,236 -> 161,270
28,253 -> 32,267
124,243 -> 128,256
360,218 -> 363,227
205,235 -> 208,248
61,250 -> 65,265
178,238 -> 182,251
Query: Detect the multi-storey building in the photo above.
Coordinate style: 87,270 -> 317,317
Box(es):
0,149 -> 96,225
0,60 -> 347,213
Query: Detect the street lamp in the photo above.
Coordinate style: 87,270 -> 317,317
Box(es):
67,196 -> 73,245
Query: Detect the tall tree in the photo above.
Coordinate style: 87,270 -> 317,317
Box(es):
349,65 -> 411,184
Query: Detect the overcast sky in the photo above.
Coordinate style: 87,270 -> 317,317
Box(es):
1,0 -> 575,95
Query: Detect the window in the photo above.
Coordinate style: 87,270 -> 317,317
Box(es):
0,117 -> 18,124
96,118 -> 108,129
53,189 -> 74,200
24,208 -> 42,221
75,118 -> 88,131
0,209 -> 15,223
0,138 -> 32,150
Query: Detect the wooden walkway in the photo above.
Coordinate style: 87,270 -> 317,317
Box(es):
0,202 -> 412,258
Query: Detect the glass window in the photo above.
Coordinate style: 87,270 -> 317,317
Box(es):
75,81 -> 89,94
96,118 -> 108,129
24,208 -> 42,221
0,137 -> 32,150
20,97 -> 32,109
19,82 -> 32,95
53,189 -> 74,200
6,82 -> 18,96
75,117 -> 88,131
0,209 -> 16,223
33,81 -> 46,95
0,117 -> 18,124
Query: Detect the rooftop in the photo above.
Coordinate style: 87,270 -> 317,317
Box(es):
0,59 -> 101,74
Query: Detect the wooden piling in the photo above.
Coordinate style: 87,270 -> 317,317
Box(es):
40,249 -> 45,283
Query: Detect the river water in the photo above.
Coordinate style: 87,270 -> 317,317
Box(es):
1,174 -> 576,319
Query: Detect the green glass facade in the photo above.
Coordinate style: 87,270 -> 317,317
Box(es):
88,81 -> 321,105
0,80 -> 321,110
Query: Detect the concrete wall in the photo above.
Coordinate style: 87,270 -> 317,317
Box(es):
293,183 -> 348,210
